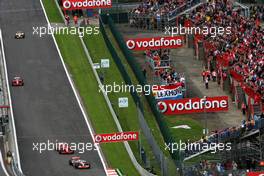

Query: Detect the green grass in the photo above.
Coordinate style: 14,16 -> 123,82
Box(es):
54,33 -> 139,176
104,27 -> 169,154
83,33 -> 140,155
83,32 -> 162,175
103,27 -> 184,174
165,116 -> 203,143
42,0 -> 64,23
42,0 -> 139,175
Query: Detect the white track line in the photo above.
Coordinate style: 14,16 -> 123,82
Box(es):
0,29 -> 22,172
39,0 -> 108,175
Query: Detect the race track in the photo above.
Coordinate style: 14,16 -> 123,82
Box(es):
0,0 -> 106,175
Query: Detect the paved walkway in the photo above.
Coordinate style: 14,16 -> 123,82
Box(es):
171,46 -> 244,130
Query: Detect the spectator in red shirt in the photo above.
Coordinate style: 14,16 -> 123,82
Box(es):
202,70 -> 206,82
73,15 -> 78,26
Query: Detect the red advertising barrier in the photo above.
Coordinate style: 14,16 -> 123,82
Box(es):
94,131 -> 139,143
230,69 -> 261,103
157,96 -> 228,115
126,36 -> 183,50
62,0 -> 112,10
247,171 -> 264,176
152,83 -> 183,91
230,69 -> 244,82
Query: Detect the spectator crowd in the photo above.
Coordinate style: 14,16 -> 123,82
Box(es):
129,0 -> 198,28
183,0 -> 264,102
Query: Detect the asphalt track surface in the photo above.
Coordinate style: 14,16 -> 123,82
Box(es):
0,1 -> 106,176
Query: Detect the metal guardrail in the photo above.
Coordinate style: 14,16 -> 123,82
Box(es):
234,2 -> 250,17
0,29 -> 25,176
167,1 -> 203,21
11,159 -> 24,176
80,37 -> 156,176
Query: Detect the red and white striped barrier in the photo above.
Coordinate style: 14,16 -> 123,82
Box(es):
107,168 -> 118,176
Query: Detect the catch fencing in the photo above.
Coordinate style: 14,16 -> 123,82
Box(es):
100,14 -> 182,175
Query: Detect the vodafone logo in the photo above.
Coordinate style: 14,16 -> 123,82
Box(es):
63,0 -> 72,9
126,36 -> 183,50
62,0 -> 112,10
157,96 -> 229,115
126,40 -> 135,50
94,131 -> 139,143
157,101 -> 167,113
94,135 -> 102,143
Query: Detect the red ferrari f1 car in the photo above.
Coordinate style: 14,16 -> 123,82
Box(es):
12,77 -> 24,86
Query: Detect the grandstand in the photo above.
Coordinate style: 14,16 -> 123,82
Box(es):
126,0 -> 264,175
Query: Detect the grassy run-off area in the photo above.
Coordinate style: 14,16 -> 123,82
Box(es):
54,34 -> 139,175
42,0 -> 139,175
83,28 -> 164,175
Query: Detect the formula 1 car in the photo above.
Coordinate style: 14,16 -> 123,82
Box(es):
56,143 -> 74,154
15,31 -> 25,39
11,77 -> 24,86
69,156 -> 91,169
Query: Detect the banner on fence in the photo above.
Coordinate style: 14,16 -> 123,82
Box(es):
126,36 -> 183,50
153,83 -> 183,100
157,96 -> 229,115
94,131 -> 139,143
62,0 -> 112,10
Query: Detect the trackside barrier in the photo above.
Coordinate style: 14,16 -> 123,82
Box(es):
79,36 -> 156,176
100,16 -> 171,175
0,29 -> 25,176
101,15 -> 179,161
100,17 -> 179,176
11,159 -> 24,176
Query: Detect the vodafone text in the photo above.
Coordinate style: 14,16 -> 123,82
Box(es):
126,36 -> 183,50
63,0 -> 112,10
94,131 -> 139,143
165,141 -> 232,154
157,96 -> 228,115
